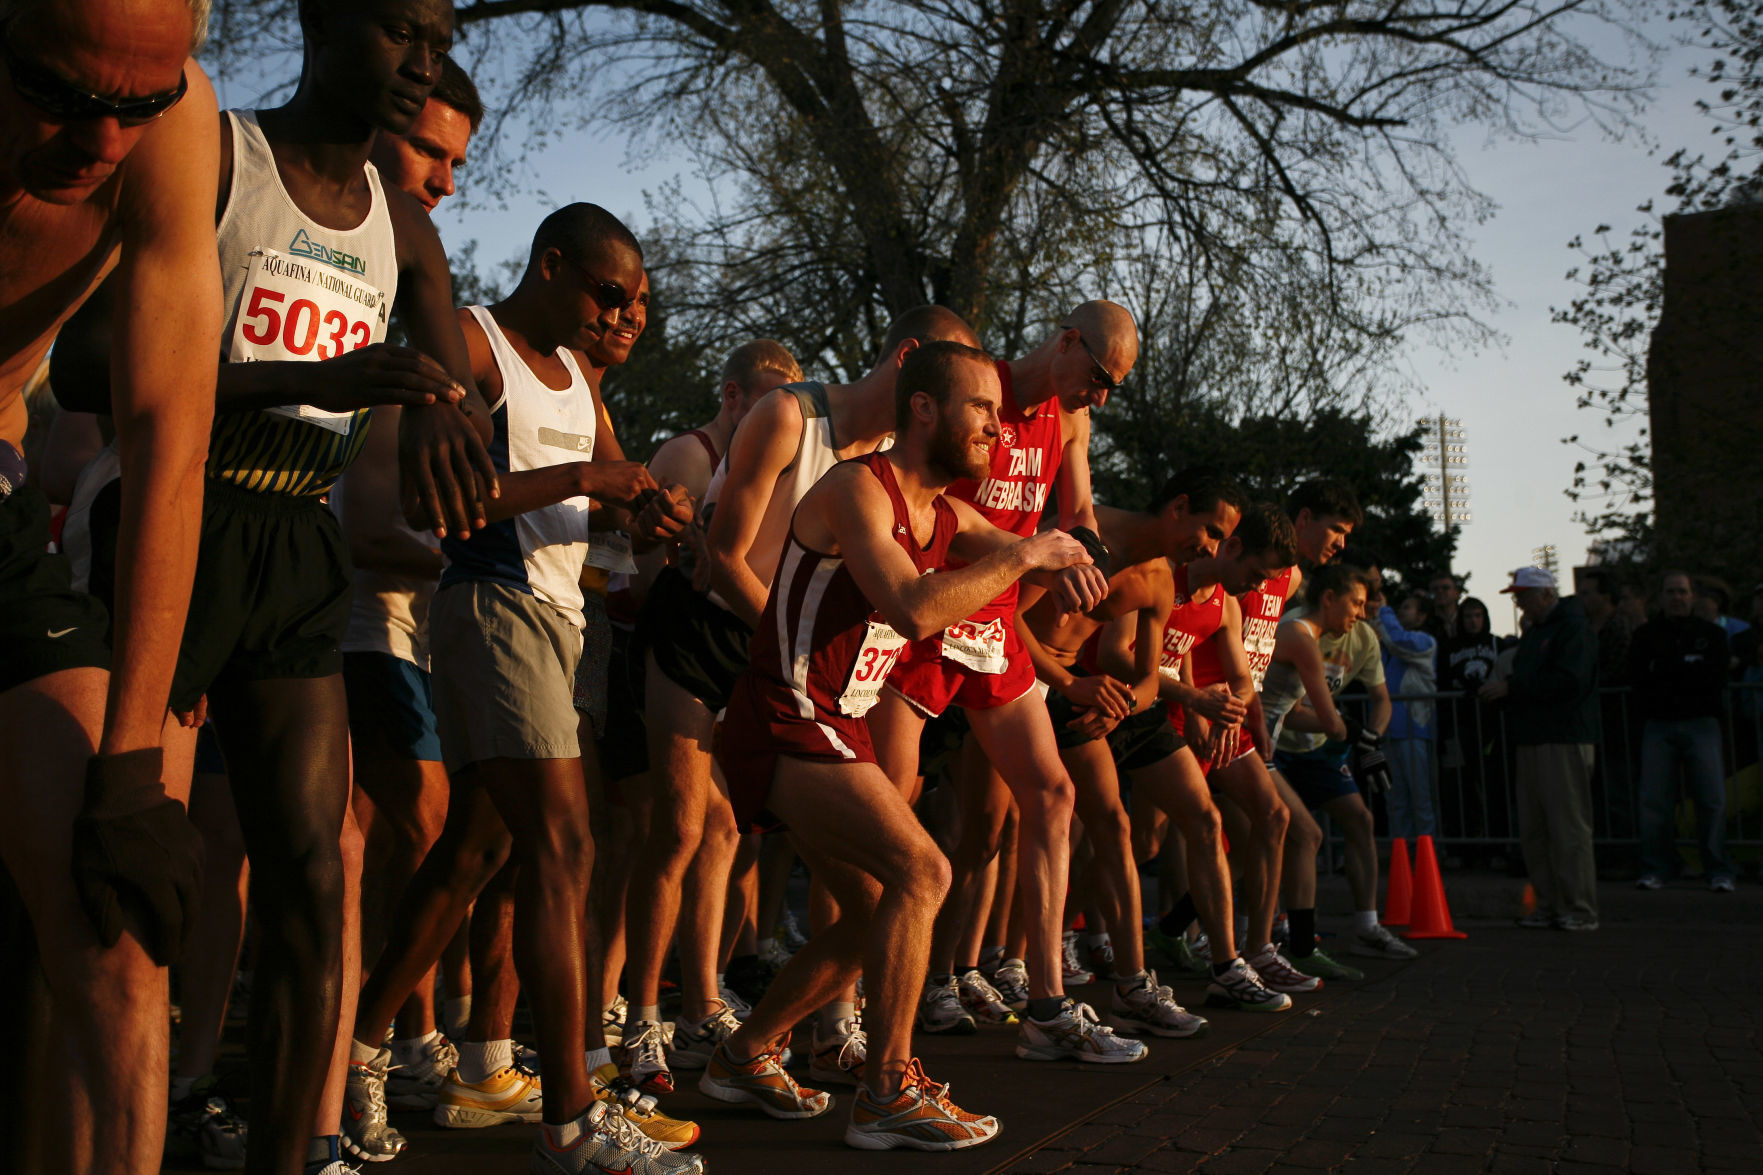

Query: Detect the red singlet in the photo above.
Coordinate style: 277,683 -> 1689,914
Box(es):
1189,564 -> 1297,693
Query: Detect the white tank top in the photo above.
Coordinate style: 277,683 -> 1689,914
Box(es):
1259,611 -> 1320,746
702,382 -> 867,609
332,467 -> 441,668
207,110 -> 399,496
439,306 -> 597,628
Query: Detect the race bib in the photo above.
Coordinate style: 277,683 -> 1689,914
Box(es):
942,616 -> 1008,675
230,247 -> 387,435
839,618 -> 908,717
585,530 -> 638,574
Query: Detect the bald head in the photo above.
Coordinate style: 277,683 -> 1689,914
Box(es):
721,339 -> 803,396
1062,300 -> 1138,378
1,0 -> 209,47
876,305 -> 979,366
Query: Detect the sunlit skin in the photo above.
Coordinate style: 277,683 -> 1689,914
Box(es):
1290,509 -> 1354,566
1052,327 -> 1134,412
368,96 -> 471,212
584,271 -> 649,367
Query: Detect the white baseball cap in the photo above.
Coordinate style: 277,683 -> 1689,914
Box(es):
1501,566 -> 1557,593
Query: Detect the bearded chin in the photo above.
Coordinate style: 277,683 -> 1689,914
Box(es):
927,421 -> 986,482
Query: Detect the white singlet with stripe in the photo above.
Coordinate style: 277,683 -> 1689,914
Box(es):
439,306 -> 598,628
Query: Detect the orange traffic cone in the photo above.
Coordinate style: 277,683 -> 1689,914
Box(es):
1404,835 -> 1467,940
1383,838 -> 1413,926
1521,884 -> 1537,916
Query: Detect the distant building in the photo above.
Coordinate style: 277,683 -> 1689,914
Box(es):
1646,204 -> 1763,585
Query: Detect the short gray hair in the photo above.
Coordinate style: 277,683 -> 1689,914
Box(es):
0,0 -> 210,51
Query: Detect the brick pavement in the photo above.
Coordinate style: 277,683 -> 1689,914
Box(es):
991,883 -> 1763,1175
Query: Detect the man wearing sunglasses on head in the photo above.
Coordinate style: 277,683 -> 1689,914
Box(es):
868,301 -> 1143,1062
1,1 -> 221,1172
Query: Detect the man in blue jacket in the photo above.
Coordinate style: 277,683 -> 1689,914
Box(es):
1480,567 -> 1601,930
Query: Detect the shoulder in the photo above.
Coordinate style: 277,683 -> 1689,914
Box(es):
386,184 -> 441,264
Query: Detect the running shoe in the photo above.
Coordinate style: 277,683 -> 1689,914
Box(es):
917,975 -> 976,1035
1061,931 -> 1095,986
432,1063 -> 544,1128
603,995 -> 628,1047
698,1037 -> 833,1119
1289,948 -> 1363,982
668,1004 -> 741,1071
1016,999 -> 1147,1064
623,1019 -> 674,1094
1108,970 -> 1208,1038
387,1033 -> 457,1110
1270,912 -> 1290,950
1085,936 -> 1118,982
1191,932 -> 1213,966
342,1047 -> 407,1163
1635,874 -> 1664,890
590,1062 -> 701,1151
1554,913 -> 1600,931
845,1058 -> 1001,1151
780,907 -> 810,951
760,936 -> 793,970
530,1100 -> 705,1175
1710,876 -> 1736,894
957,969 -> 1018,1025
1515,911 -> 1554,928
1351,923 -> 1420,960
1248,944 -> 1323,994
719,984 -> 752,1017
809,1016 -> 866,1087
165,1077 -> 248,1170
989,958 -> 1031,1012
1144,924 -> 1207,977
1204,957 -> 1293,1013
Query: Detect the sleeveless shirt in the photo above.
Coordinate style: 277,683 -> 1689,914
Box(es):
1190,563 -> 1297,692
207,110 -> 398,498
439,306 -> 598,627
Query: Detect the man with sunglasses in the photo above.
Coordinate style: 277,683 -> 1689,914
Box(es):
1,2 -> 221,1173
868,301 -> 1141,1062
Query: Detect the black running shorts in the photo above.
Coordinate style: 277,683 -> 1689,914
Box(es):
167,479 -> 352,712
0,486 -> 111,695
1046,676 -> 1178,767
638,565 -> 753,715
594,618 -> 649,782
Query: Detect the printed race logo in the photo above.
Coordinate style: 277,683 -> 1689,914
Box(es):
999,423 -> 1017,448
287,228 -> 368,275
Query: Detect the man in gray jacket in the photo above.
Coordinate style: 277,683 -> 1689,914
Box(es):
1480,567 -> 1601,930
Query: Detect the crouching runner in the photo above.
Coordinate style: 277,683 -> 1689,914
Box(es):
707,340 -> 1105,1150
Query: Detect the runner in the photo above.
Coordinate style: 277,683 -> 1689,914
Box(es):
623,304 -> 979,1095
1185,479 -> 1364,999
1014,467 -> 1250,1040
0,2 -> 220,1171
705,339 -> 1104,1149
870,302 -> 1136,1056
1102,501 -> 1300,1012
345,205 -> 700,1172
617,340 -> 804,1087
334,57 -> 484,1127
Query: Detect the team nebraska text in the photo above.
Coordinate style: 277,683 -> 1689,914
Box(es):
972,447 -> 1049,513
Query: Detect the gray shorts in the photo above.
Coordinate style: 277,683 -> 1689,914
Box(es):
430,580 -> 583,773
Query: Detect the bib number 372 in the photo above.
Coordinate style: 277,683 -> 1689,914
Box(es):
838,619 -> 908,717
231,247 -> 387,435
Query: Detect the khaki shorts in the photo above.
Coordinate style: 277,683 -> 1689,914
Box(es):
430,581 -> 583,773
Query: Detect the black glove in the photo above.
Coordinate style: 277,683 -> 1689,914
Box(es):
1067,526 -> 1112,577
1348,725 -> 1392,795
70,748 -> 205,966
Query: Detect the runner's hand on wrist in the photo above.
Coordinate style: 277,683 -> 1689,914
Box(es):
307,344 -> 465,411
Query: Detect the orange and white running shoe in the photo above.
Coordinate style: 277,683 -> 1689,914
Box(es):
844,1058 -> 1001,1151
431,1064 -> 543,1128
590,1061 -> 701,1151
697,1035 -> 832,1119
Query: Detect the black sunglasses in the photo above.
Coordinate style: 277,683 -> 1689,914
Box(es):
1,24 -> 189,128
558,254 -> 637,312
1071,331 -> 1123,392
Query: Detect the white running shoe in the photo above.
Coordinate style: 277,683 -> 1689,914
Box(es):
1061,931 -> 1095,986
623,1020 -> 673,1094
530,1099 -> 705,1175
917,975 -> 976,1035
342,1048 -> 408,1162
667,1004 -> 741,1071
1351,923 -> 1420,960
387,1034 -> 457,1111
1249,943 -> 1324,993
956,969 -> 1018,1024
779,907 -> 809,951
808,1015 -> 867,1087
602,995 -> 627,1047
1108,970 -> 1208,1038
989,958 -> 1031,1012
719,985 -> 752,1017
1203,957 -> 1293,1012
1016,999 -> 1147,1064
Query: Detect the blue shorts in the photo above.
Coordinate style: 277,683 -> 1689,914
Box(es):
343,651 -> 443,763
1272,748 -> 1358,810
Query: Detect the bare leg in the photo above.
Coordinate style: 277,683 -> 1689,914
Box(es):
1209,755 -> 1292,952
316,806 -> 365,1132
174,765 -> 250,1085
1061,740 -> 1144,976
721,834 -> 761,971
1324,793 -> 1379,912
1269,770 -> 1322,912
1130,748 -> 1234,958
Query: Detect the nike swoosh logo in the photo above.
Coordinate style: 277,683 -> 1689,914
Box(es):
46,627 -> 76,639
346,1102 -> 364,1121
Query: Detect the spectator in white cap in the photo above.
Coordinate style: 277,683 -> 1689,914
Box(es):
1479,566 -> 1601,929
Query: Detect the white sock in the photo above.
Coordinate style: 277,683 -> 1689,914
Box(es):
715,972 -> 727,991
584,1046 -> 612,1074
390,1029 -> 442,1067
456,1039 -> 514,1084
627,1004 -> 661,1033
543,1113 -> 585,1147
349,1037 -> 382,1066
818,1001 -> 857,1034
444,995 -> 471,1032
1353,910 -> 1379,933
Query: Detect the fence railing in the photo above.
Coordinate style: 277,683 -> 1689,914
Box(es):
1333,681 -> 1763,858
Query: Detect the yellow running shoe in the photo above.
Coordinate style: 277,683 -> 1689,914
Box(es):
845,1058 -> 1001,1151
432,1064 -> 543,1129
590,1062 -> 701,1150
698,1036 -> 832,1119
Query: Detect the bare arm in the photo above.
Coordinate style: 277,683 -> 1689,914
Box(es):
336,406 -> 441,578
1272,621 -> 1348,740
1054,408 -> 1099,534
634,432 -> 715,594
101,61 -> 223,754
705,390 -> 805,626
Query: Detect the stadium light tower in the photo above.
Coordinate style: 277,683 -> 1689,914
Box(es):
1421,415 -> 1471,530
1530,544 -> 1560,580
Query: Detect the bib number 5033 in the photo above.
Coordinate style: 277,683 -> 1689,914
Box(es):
240,288 -> 372,359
